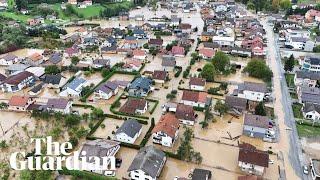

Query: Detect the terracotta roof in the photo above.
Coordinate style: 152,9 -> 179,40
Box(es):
119,98 -> 147,115
28,53 -> 43,62
238,143 -> 269,167
182,90 -> 207,103
171,46 -> 185,56
175,104 -> 195,121
133,49 -> 145,56
189,77 -> 206,86
152,70 -> 167,81
238,175 -> 260,180
149,39 -> 163,46
199,48 -> 215,58
9,96 -> 30,107
3,71 -> 33,85
152,113 -> 180,138
179,23 -> 192,29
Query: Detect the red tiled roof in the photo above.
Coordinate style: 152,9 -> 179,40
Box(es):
152,70 -> 167,81
182,90 -> 207,103
175,104 -> 195,121
238,143 -> 269,167
9,96 -> 30,107
171,46 -> 185,56
119,98 -> 147,115
199,48 -> 215,58
133,49 -> 145,56
189,77 -> 206,87
3,71 -> 33,85
152,113 -> 180,138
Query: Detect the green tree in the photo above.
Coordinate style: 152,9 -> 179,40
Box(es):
71,56 -> 80,65
65,114 -> 80,127
201,63 -> 216,82
272,0 -> 280,12
280,0 -> 291,10
243,59 -> 273,82
212,51 -> 230,74
284,54 -> 295,72
313,45 -> 320,53
166,93 -> 176,100
45,65 -> 60,74
255,102 -> 267,116
91,108 -> 104,120
214,100 -> 228,116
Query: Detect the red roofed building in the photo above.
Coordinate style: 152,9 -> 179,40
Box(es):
152,70 -> 167,84
8,95 -> 35,111
132,49 -> 146,60
171,46 -> 185,57
64,47 -> 80,57
175,104 -> 196,125
181,90 -> 209,108
305,9 -> 320,23
189,77 -> 206,91
152,113 -> 180,147
119,98 -> 148,115
199,48 -> 215,59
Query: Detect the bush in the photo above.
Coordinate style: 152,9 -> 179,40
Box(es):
59,167 -> 116,180
140,118 -> 155,147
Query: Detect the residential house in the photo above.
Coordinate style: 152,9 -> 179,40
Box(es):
101,45 -> 117,54
179,23 -> 192,34
68,0 -> 77,5
48,53 -> 62,65
171,46 -> 185,57
133,28 -> 147,39
305,9 -> 320,23
0,54 -> 19,66
94,81 -> 119,100
303,102 -> 320,122
79,139 -> 120,176
29,82 -> 44,96
315,36 -> 320,46
243,114 -> 274,139
59,77 -> 86,97
152,70 -> 167,84
212,36 -> 235,47
64,46 -> 80,58
26,53 -> 44,66
119,98 -> 148,115
189,77 -> 206,91
128,146 -> 166,180
122,59 -> 142,72
191,169 -> 212,180
43,74 -> 67,89
199,48 -> 215,59
8,96 -> 35,111
181,90 -> 210,108
170,16 -> 181,26
238,143 -> 269,176
93,59 -> 110,69
123,36 -> 138,49
1,71 -> 35,92
128,77 -> 152,97
5,64 -> 30,75
175,104 -> 196,125
236,82 -> 267,102
119,11 -> 129,21
152,113 -> 180,147
0,0 -> 8,8
286,37 -> 308,50
294,71 -> 320,87
298,86 -> 320,104
302,56 -> 320,72
161,56 -> 176,71
44,98 -> 72,114
149,39 -> 163,49
132,49 -> 146,60
231,47 -> 252,57
0,73 -> 6,83
114,119 -> 142,144
200,32 -> 215,42
225,95 -> 247,114
102,36 -> 117,47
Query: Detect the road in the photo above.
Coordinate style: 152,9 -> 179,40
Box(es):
262,18 -> 310,180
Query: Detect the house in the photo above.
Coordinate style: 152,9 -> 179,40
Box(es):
238,143 -> 269,176
315,36 -> 320,46
26,53 -> 44,66
59,78 -> 86,97
102,36 -> 117,47
128,146 -> 166,180
200,32 -> 215,42
243,114 -> 274,139
68,0 -> 77,5
225,95 -> 247,114
128,77 -> 153,97
64,46 -> 80,58
303,102 -> 320,122
132,49 -> 146,60
181,90 -> 210,108
0,54 -> 19,66
237,175 -> 259,180
305,9 -> 320,23
43,74 -> 66,89
8,96 -> 35,111
101,45 -> 117,54
152,113 -> 180,147
44,98 -> 72,114
48,53 -> 62,65
298,86 -> 320,104
294,71 -> 320,88
94,81 -> 119,100
119,98 -> 148,115
302,56 -> 320,72
123,36 -> 139,49
0,0 -> 8,8
212,36 -> 235,47
119,11 -> 129,21
286,37 -> 308,50
191,168 -> 212,180
0,73 -> 6,83
199,48 -> 215,59
5,64 -> 30,75
310,159 -> 320,180
29,82 -> 44,96
1,71 -> 35,92
149,39 -> 163,49
236,82 -> 267,102
133,28 -> 147,39
170,16 -> 181,26
171,46 -> 185,57
122,59 -> 142,72
114,119 -> 142,144
161,56 -> 176,71
79,139 -> 120,176
93,59 -> 110,69
179,23 -> 192,34
152,70 -> 167,84
175,104 -> 196,125
231,47 -> 252,58
189,77 -> 206,91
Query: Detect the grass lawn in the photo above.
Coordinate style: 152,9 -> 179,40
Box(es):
76,5 -> 105,18
296,123 -> 320,137
285,73 -> 295,87
290,92 -> 298,99
292,103 -> 303,119
0,11 -> 31,22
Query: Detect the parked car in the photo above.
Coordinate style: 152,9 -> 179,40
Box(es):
303,165 -> 309,175
116,158 -> 122,168
269,159 -> 274,164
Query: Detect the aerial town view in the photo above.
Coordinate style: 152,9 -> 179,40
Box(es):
0,0 -> 319,179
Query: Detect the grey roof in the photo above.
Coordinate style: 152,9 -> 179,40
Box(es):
93,59 -> 110,66
43,74 -> 63,85
49,53 -> 62,64
0,73 -> 6,82
115,119 -> 142,138
1,54 -> 18,61
66,78 -> 86,90
162,55 -> 175,61
101,45 -> 117,52
96,81 -> 118,94
133,28 -> 145,35
296,71 -> 320,80
162,59 -> 176,67
225,95 -> 247,111
305,57 -> 320,66
291,37 -> 307,43
192,168 -> 212,180
30,83 -> 44,93
129,77 -> 152,91
79,139 -> 120,165
316,36 -> 320,42
125,36 -> 137,40
6,64 -> 29,72
46,98 -> 69,109
244,114 -> 269,129
238,82 -> 267,93
300,86 -> 320,104
128,146 -> 166,178
303,102 -> 320,113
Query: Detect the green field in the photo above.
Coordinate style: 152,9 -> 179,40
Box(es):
0,11 -> 30,22
292,103 -> 303,119
296,123 -> 320,137
285,73 -> 295,87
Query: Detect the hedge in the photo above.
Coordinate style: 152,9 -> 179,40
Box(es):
73,103 -> 95,109
164,151 -> 181,160
147,98 -> 159,114
87,118 -> 105,137
120,142 -> 140,150
140,118 -> 155,147
104,113 -> 148,125
58,167 -> 116,180
193,106 -> 205,112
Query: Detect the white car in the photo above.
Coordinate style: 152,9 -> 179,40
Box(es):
303,165 -> 309,175
269,159 -> 274,164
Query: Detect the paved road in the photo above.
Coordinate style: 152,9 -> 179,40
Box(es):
262,18 -> 310,180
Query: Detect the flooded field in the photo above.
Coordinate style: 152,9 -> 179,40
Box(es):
82,72 -> 104,86
92,118 -> 124,139
115,147 -> 138,179
301,137 -> 320,159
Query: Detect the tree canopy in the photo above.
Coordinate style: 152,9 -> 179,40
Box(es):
284,54 -> 295,72
201,63 -> 216,82
243,59 -> 273,82
212,51 -> 230,74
